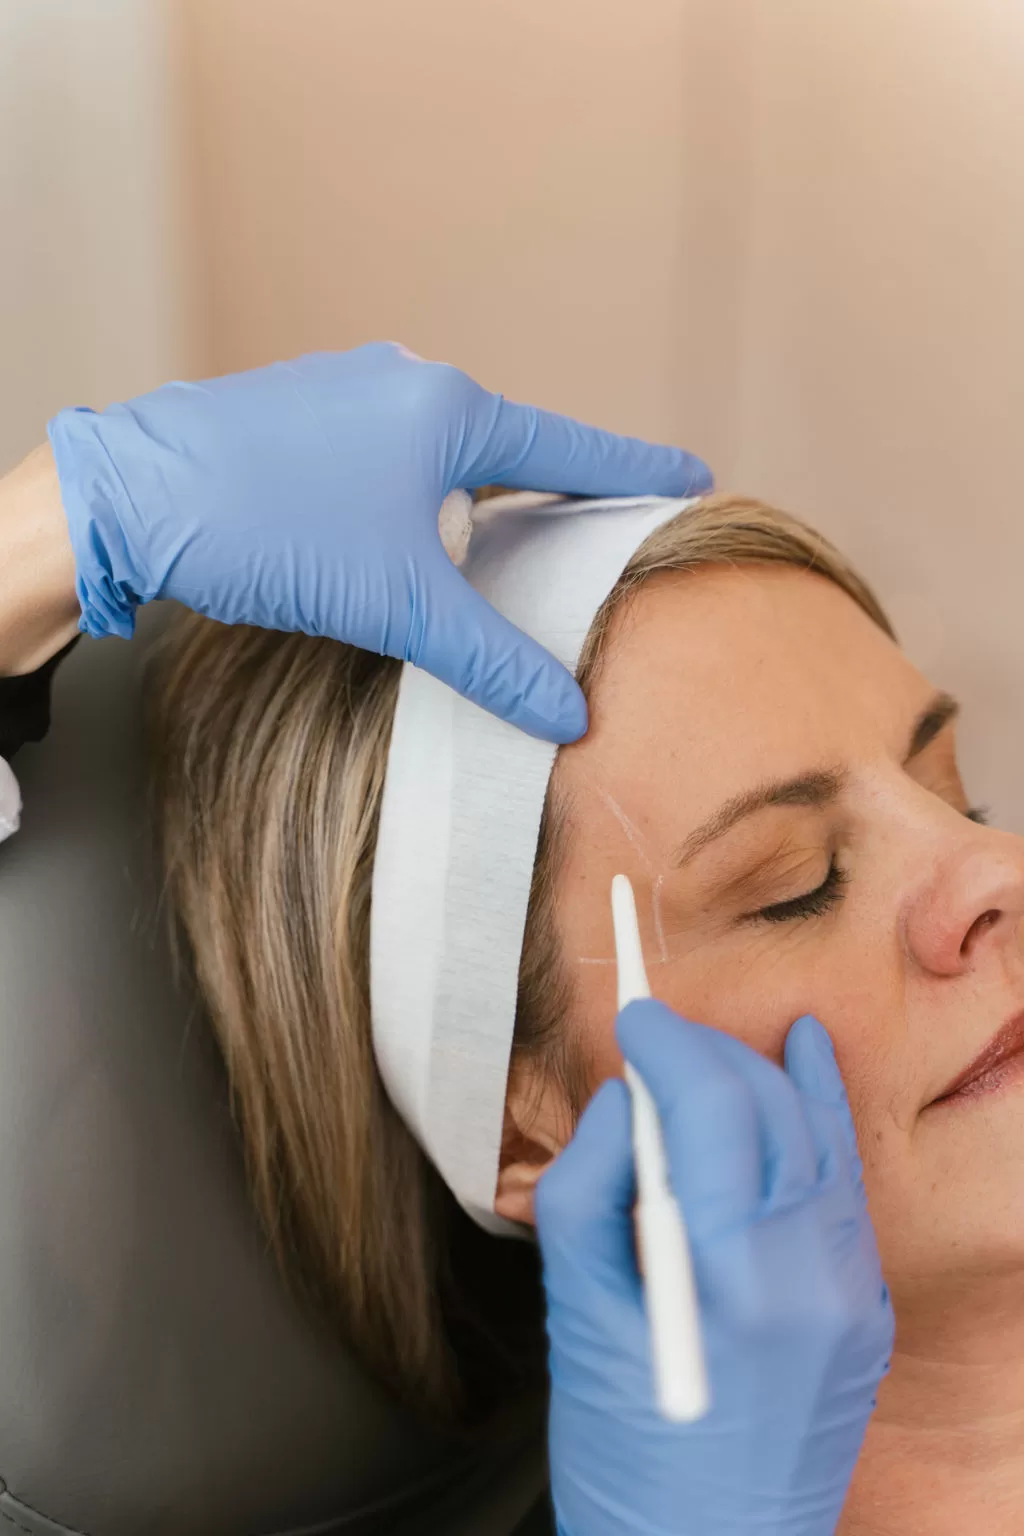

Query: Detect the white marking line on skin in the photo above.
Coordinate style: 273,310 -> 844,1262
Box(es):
577,952 -> 675,968
602,792 -> 656,873
651,873 -> 669,964
567,772 -> 676,968
601,793 -> 670,964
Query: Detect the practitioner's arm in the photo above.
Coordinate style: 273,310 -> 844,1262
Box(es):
0,445 -> 79,677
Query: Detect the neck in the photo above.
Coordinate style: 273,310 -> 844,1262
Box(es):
841,1279 -> 1024,1536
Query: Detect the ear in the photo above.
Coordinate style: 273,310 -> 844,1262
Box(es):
494,1058 -> 571,1227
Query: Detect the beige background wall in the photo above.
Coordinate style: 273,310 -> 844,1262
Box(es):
0,0 -> 190,468
3,4 -> 1021,826
177,0 -> 1024,828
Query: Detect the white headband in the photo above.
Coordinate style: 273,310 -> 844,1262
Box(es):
370,492 -> 694,1232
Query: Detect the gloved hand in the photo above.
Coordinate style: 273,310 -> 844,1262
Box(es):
537,1004 -> 894,1536
47,342 -> 711,743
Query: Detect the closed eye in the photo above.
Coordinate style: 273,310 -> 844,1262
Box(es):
746,804 -> 985,924
745,857 -> 849,925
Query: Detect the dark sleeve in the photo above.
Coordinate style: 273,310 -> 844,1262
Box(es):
513,1494 -> 557,1535
0,639 -> 79,760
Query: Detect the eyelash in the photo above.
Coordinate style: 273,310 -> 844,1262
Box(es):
750,858 -> 849,925
749,805 -> 989,925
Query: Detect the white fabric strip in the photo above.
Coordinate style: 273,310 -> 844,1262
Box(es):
370,492 -> 694,1232
0,756 -> 21,846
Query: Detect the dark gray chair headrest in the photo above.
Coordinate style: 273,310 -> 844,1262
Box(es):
0,611 -> 545,1536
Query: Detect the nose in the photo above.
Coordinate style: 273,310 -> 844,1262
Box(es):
906,832 -> 1024,977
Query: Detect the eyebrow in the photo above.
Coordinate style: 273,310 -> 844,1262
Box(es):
670,770 -> 845,869
670,691 -> 961,871
904,691 -> 959,761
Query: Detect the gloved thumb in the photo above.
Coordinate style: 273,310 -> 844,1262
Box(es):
784,1014 -> 846,1105
414,559 -> 588,742
784,1013 -> 864,1178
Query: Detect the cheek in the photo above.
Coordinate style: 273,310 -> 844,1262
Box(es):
566,933 -> 954,1306
573,926 -> 906,1140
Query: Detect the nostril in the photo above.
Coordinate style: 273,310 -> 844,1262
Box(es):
961,908 -> 1001,956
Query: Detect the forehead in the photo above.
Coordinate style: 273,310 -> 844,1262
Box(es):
558,563 -> 931,837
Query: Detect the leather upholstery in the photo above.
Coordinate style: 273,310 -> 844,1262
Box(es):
0,610 -> 547,1535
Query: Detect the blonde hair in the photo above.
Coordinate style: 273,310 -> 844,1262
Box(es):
147,494 -> 893,1430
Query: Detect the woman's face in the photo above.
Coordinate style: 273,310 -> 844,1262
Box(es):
504,562 -> 1024,1317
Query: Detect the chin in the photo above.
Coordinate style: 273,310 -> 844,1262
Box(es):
869,1136 -> 1024,1309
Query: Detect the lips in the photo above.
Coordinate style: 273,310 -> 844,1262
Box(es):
930,1009 -> 1024,1106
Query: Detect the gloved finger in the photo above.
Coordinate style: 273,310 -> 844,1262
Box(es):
616,999 -> 763,1235
798,1096 -> 860,1203
694,1025 -> 819,1208
464,395 -> 714,500
535,1077 -> 642,1310
411,559 -> 588,742
784,1014 -> 864,1177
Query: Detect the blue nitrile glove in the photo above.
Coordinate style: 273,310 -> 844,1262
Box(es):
537,1005 -> 894,1536
47,342 -> 711,743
